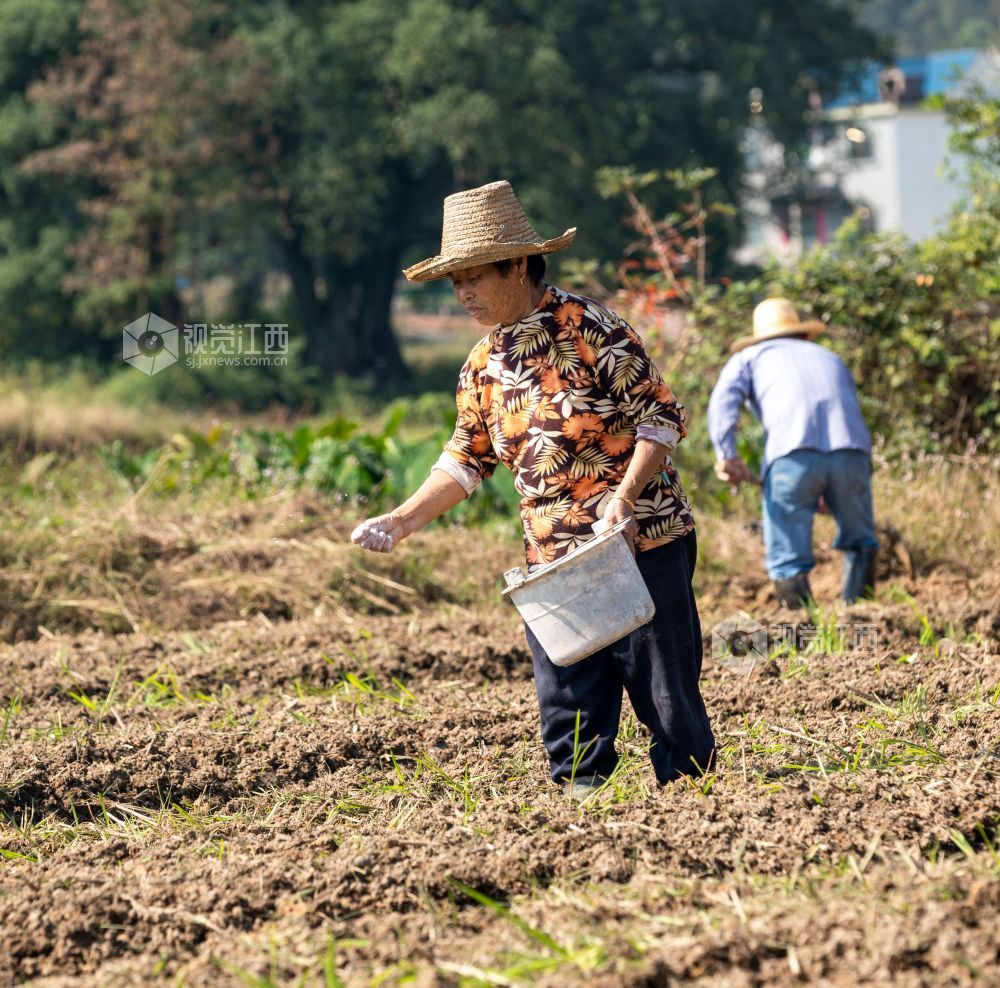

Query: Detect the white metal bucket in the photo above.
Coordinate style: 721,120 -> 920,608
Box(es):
502,518 -> 655,667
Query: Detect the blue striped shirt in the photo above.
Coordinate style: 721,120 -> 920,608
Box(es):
707,337 -> 872,475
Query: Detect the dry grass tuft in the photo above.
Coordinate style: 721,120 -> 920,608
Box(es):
0,472 -> 520,643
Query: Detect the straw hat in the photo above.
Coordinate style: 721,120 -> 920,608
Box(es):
403,180 -> 576,283
730,297 -> 825,353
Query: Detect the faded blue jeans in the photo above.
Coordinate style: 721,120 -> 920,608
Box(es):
763,448 -> 877,581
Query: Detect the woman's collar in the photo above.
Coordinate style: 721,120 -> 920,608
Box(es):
495,284 -> 557,335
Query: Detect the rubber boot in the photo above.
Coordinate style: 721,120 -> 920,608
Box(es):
773,573 -> 812,609
842,545 -> 878,602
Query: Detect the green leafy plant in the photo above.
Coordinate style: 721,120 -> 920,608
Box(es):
97,406 -> 521,523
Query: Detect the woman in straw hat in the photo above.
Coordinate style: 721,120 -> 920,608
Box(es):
707,297 -> 878,608
352,180 -> 714,797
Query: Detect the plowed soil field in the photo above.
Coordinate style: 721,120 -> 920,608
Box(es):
1,493 -> 997,986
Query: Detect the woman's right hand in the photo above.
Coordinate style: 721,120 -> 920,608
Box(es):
350,513 -> 407,554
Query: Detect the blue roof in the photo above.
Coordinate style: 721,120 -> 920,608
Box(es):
918,48 -> 979,93
829,48 -> 981,107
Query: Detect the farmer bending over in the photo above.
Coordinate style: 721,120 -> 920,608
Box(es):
352,181 -> 714,798
707,297 -> 878,608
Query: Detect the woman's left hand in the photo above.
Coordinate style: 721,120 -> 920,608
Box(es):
603,496 -> 639,554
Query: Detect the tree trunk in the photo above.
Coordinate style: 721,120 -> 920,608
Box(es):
333,247 -> 407,382
278,214 -> 324,347
279,212 -> 407,383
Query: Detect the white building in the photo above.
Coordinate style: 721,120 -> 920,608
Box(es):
737,48 -> 999,265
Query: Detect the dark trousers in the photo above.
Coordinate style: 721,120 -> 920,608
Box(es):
525,529 -> 715,785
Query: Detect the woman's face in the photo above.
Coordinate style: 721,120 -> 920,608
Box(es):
450,262 -> 529,327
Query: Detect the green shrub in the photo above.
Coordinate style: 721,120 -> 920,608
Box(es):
601,157 -> 1000,460
766,211 -> 999,453
98,405 -> 522,525
636,215 -> 999,462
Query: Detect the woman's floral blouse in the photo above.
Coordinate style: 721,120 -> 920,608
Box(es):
435,285 -> 695,567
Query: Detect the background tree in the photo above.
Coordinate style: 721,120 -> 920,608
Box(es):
5,0 -> 884,383
0,0 -> 85,362
860,0 -> 999,54
20,0 -> 248,335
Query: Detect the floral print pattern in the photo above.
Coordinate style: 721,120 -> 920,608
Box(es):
442,286 -> 695,567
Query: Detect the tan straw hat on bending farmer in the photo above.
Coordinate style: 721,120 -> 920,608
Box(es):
403,180 -> 576,283
730,297 -> 825,353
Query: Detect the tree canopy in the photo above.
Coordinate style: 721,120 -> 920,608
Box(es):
1,0 -> 884,383
860,0 -> 999,55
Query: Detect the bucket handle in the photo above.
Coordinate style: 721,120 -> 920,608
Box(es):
502,517 -> 634,595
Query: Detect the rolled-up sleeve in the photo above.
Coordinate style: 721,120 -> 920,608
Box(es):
433,343 -> 500,495
432,452 -> 481,496
596,314 -> 686,450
